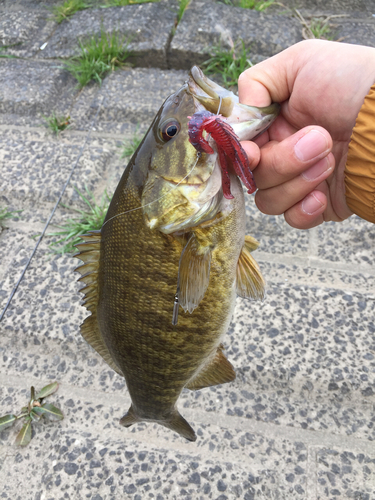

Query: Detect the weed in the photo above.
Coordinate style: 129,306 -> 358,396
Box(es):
294,10 -> 344,40
43,112 -> 71,135
47,187 -> 111,254
0,207 -> 20,228
120,130 -> 143,158
202,39 -> 253,88
239,0 -> 276,10
176,0 -> 190,23
104,0 -> 158,5
50,0 -> 92,23
0,43 -> 21,59
64,28 -> 132,88
220,0 -> 278,8
309,18 -> 334,40
0,382 -> 63,447
171,0 -> 190,35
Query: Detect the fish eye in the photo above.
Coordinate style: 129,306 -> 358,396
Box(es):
160,120 -> 180,142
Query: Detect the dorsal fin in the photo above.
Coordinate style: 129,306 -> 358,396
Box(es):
74,231 -> 123,376
185,344 -> 235,390
236,235 -> 265,300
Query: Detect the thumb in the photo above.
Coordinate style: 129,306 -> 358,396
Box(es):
238,41 -> 311,106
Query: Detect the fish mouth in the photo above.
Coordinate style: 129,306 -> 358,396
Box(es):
188,66 -> 235,116
187,65 -> 280,142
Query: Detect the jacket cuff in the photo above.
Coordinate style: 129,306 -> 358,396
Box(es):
345,84 -> 375,223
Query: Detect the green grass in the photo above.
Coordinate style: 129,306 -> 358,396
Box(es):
0,43 -> 21,59
64,29 -> 132,88
47,187 -> 111,254
104,0 -> 159,5
43,113 -> 71,135
202,39 -> 253,88
221,0 -> 276,8
0,207 -> 20,228
50,0 -> 92,23
309,18 -> 334,40
120,130 -> 143,158
294,10 -> 337,41
176,0 -> 190,22
239,0 -> 276,9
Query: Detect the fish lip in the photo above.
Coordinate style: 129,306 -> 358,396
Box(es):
188,66 -> 218,100
187,66 -> 231,115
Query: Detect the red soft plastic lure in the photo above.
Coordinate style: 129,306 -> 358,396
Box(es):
188,110 -> 256,199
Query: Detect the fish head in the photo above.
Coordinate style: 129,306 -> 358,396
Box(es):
142,67 -> 280,234
142,82 -> 222,234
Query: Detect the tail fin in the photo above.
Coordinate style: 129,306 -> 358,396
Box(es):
119,405 -> 139,427
161,410 -> 197,442
119,405 -> 196,442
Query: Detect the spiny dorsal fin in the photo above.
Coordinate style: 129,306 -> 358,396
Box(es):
178,235 -> 211,314
236,235 -> 265,300
185,345 -> 235,390
74,230 -> 123,377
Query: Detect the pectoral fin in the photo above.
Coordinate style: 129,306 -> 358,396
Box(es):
185,345 -> 235,390
178,235 -> 211,314
236,235 -> 265,300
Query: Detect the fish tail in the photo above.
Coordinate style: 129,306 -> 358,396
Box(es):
119,405 -> 139,428
161,410 -> 197,442
120,406 -> 197,442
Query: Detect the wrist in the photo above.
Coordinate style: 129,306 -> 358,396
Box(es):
345,84 -> 375,223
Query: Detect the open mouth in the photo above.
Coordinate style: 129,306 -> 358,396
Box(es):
188,66 -> 236,117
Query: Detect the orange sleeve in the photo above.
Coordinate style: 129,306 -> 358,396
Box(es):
345,84 -> 375,223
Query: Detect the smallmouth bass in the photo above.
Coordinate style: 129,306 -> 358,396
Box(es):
75,67 -> 279,441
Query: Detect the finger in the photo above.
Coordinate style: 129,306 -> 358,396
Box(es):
254,153 -> 334,215
242,140 -> 260,170
249,114 -> 299,149
238,43 -> 303,106
284,190 -> 328,229
244,126 -> 332,190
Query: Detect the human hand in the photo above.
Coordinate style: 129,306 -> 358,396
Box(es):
238,40 -> 375,229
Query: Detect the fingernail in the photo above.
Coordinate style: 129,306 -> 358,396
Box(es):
294,130 -> 329,162
302,193 -> 324,215
301,157 -> 332,181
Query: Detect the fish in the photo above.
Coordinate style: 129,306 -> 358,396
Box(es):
74,66 -> 279,442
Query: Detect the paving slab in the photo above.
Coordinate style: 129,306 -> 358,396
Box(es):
0,10 -> 56,58
71,67 -> 188,134
316,447 -> 375,499
169,0 -> 303,70
1,0 -> 375,498
279,0 -> 375,16
37,3 -> 178,69
0,133 -> 113,206
0,59 -> 78,120
334,20 -> 375,47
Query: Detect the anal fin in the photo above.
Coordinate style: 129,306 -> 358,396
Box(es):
236,235 -> 265,300
185,345 -> 235,390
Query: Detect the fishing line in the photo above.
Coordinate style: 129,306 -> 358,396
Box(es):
0,96 -> 106,322
101,150 -> 202,229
